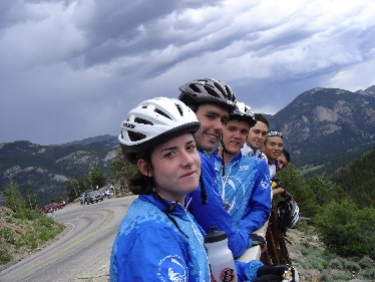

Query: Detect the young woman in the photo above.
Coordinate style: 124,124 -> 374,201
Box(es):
110,97 -> 296,282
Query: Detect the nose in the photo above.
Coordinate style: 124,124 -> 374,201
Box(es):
213,119 -> 224,133
233,130 -> 241,139
181,151 -> 195,167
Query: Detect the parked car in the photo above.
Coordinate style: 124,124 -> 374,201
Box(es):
85,191 -> 104,205
56,202 -> 65,209
43,203 -> 59,213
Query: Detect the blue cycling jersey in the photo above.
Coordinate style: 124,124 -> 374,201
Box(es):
110,195 -> 210,281
110,194 -> 264,281
210,149 -> 271,230
187,152 -> 270,258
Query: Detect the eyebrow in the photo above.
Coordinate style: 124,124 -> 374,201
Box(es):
160,139 -> 195,152
206,110 -> 222,117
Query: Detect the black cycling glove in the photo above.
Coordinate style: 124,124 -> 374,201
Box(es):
249,234 -> 266,247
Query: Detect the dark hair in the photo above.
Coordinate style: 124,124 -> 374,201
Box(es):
186,102 -> 231,116
282,149 -> 291,162
124,150 -> 156,195
254,113 -> 270,128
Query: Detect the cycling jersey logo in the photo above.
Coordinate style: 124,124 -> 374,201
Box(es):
158,255 -> 187,281
239,165 -> 249,171
260,179 -> 269,190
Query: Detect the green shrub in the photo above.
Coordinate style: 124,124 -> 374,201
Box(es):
20,226 -> 40,249
359,256 -> 374,269
321,272 -> 351,282
320,274 -> 334,282
300,240 -> 310,249
293,259 -> 308,270
0,209 -> 65,264
12,208 -> 39,220
329,258 -> 343,269
36,218 -> 64,243
306,253 -> 327,272
296,245 -> 309,256
0,249 -> 12,263
342,260 -> 360,272
362,268 -> 375,279
315,200 -> 375,259
0,227 -> 17,244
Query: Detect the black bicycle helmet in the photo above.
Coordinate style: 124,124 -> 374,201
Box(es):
178,78 -> 237,112
228,101 -> 256,127
277,199 -> 300,233
119,97 -> 200,164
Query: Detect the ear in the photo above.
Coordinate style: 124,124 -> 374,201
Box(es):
137,158 -> 154,177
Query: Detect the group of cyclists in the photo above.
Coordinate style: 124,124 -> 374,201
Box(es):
109,78 -> 299,281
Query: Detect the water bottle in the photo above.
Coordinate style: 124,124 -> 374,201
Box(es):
204,226 -> 237,282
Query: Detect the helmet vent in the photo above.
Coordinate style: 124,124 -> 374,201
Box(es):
225,85 -> 234,99
154,108 -> 172,120
213,81 -> 226,96
204,85 -> 220,98
134,117 -> 153,125
190,84 -> 201,93
175,103 -> 183,116
128,131 -> 146,142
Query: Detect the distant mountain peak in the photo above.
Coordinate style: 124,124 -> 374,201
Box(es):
356,85 -> 375,97
60,134 -> 118,147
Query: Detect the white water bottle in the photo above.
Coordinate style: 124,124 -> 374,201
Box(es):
204,226 -> 237,282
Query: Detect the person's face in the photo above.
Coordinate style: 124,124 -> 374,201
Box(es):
222,119 -> 250,155
277,154 -> 289,171
194,104 -> 229,152
262,136 -> 283,163
246,121 -> 268,150
138,133 -> 201,203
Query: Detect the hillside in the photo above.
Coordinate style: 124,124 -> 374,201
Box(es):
329,148 -> 375,208
0,140 -> 119,204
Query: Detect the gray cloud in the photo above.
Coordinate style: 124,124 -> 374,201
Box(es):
1,0 -> 375,145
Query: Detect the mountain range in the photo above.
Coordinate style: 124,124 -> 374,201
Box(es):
1,85 -> 375,204
268,85 -> 375,176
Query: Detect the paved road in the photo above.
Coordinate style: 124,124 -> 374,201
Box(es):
1,196 -> 136,282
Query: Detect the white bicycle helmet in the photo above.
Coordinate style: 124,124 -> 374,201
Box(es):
228,101 -> 256,127
277,199 -> 300,233
119,97 -> 200,164
178,78 -> 237,112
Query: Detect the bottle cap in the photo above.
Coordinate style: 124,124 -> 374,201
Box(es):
204,226 -> 227,243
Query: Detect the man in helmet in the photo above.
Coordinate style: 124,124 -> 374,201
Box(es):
179,78 -> 270,258
262,131 -> 284,180
210,101 -> 271,238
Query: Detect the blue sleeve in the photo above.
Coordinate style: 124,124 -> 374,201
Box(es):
237,160 -> 271,237
235,260 -> 264,282
187,152 -> 251,258
110,225 -> 189,282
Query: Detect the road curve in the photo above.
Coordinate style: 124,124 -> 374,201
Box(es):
1,196 -> 137,282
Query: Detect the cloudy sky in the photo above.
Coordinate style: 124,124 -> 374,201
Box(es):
1,0 -> 375,145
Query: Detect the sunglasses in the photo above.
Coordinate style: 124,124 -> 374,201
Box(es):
267,131 -> 283,138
